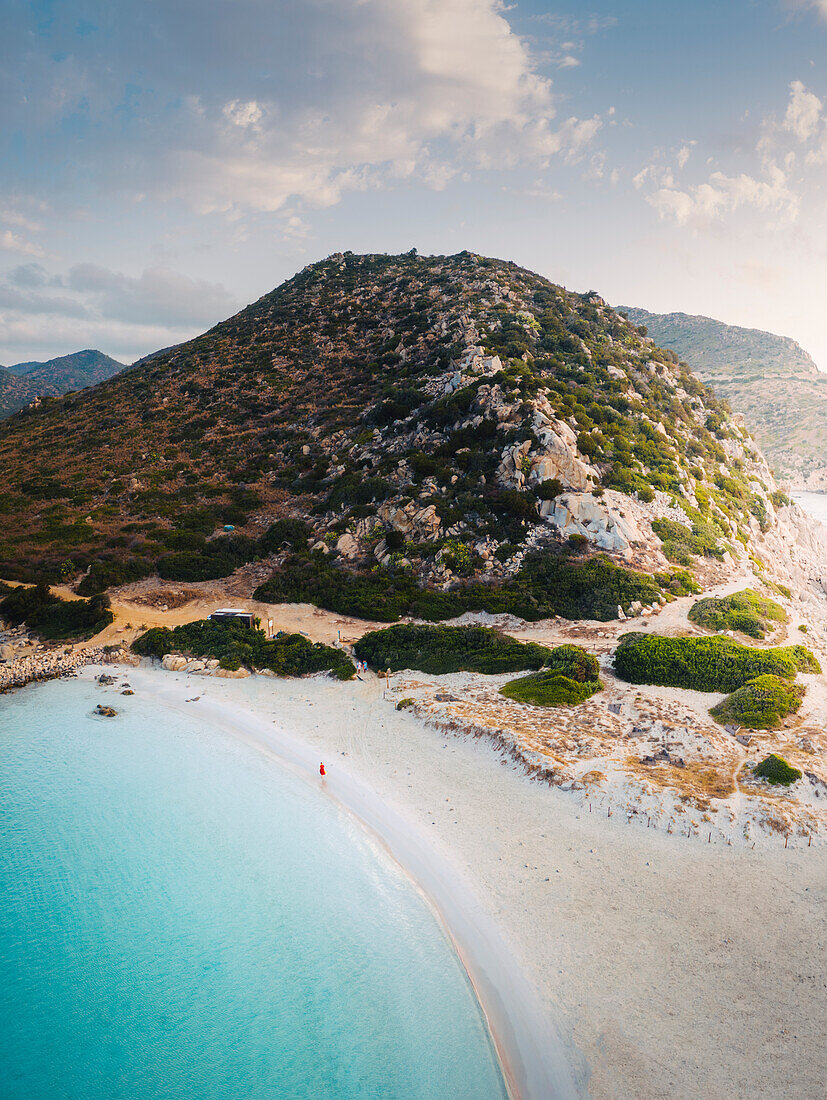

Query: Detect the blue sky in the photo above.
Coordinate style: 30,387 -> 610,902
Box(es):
1,0 -> 826,369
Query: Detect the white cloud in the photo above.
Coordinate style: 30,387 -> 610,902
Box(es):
222,100 -> 264,130
783,80 -> 823,140
639,81 -> 825,229
647,165 -> 798,227
0,262 -> 239,363
66,264 -> 237,327
4,0 -> 602,219
785,1 -> 827,23
0,230 -> 44,257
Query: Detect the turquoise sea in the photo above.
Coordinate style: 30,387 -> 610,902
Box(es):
0,678 -> 507,1100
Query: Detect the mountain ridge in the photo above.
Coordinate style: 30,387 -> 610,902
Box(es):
622,307 -> 827,489
0,349 -> 127,420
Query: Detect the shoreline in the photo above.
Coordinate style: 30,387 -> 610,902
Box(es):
115,662 -> 582,1100
76,660 -> 825,1099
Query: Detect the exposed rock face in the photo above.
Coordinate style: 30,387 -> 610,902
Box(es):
377,500 -> 441,539
497,418 -> 594,492
541,492 -> 645,558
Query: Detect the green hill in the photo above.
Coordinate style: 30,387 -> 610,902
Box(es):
0,252 -> 786,620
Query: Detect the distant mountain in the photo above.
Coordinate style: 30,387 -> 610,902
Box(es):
8,350 -> 126,392
0,350 -> 127,420
0,368 -> 40,420
622,308 -> 827,490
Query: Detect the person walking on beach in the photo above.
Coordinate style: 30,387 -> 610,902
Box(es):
319,762 -> 326,777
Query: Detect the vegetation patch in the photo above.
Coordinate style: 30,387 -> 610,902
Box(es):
613,633 -> 820,693
652,518 -> 723,565
710,675 -> 805,729
500,670 -> 600,707
753,753 -> 802,786
500,644 -> 601,707
254,550 -> 666,623
688,588 -> 787,639
0,583 -> 113,642
132,618 -> 354,680
353,623 -> 554,675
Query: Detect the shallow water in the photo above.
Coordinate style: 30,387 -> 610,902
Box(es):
0,678 -> 507,1099
792,490 -> 827,529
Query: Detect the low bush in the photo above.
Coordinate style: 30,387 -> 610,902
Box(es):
613,633 -> 820,693
500,670 -> 600,707
652,518 -> 723,564
353,624 -> 555,674
542,643 -> 600,682
752,753 -> 802,786
0,583 -> 113,641
132,618 -> 355,680
258,518 -> 311,554
710,675 -> 805,730
76,558 -> 154,596
157,551 -> 241,581
688,589 -> 787,639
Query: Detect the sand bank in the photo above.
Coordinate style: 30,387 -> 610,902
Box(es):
84,663 -> 826,1100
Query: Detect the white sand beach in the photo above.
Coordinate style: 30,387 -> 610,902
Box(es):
90,662 -> 826,1100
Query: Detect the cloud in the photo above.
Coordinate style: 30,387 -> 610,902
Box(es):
639,81 -> 824,229
784,1 -> 827,23
783,80 -> 823,141
0,230 -> 45,257
647,165 -> 798,226
0,261 -> 239,363
2,0 -> 604,219
65,264 -> 238,327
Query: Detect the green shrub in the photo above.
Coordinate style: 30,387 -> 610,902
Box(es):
542,643 -> 600,682
656,569 -> 701,597
259,518 -> 311,554
133,618 -> 355,680
652,518 -> 723,565
0,584 -> 113,641
752,753 -> 802,786
536,478 -> 563,500
353,624 -> 555,674
613,633 -> 820,693
76,558 -> 154,596
157,552 -> 240,581
688,589 -> 787,639
500,670 -> 600,707
770,491 -> 791,509
396,697 -> 415,710
710,675 -> 805,729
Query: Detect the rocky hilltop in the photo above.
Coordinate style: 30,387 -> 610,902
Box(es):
0,251 -> 824,632
623,307 -> 827,490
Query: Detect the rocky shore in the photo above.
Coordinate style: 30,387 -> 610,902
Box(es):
0,644 -> 134,693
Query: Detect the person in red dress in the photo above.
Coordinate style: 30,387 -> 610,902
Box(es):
319,762 -> 326,776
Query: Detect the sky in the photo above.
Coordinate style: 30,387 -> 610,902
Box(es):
1,0 -> 826,369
